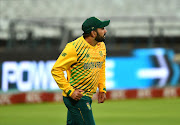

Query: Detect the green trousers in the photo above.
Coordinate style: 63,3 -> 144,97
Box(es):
63,96 -> 95,125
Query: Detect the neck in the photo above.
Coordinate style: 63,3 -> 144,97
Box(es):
84,37 -> 97,46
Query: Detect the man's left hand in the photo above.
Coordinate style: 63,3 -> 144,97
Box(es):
98,92 -> 106,103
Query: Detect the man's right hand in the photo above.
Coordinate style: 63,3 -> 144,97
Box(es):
70,89 -> 84,101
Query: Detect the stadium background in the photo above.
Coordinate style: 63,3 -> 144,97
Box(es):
0,0 -> 180,125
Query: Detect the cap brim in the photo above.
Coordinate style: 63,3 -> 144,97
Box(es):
99,20 -> 110,28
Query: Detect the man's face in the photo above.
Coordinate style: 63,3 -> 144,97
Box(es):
95,27 -> 107,42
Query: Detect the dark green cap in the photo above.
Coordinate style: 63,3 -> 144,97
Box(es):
82,17 -> 110,34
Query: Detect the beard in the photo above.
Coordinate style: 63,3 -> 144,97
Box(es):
95,32 -> 105,42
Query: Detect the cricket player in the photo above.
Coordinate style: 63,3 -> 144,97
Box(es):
51,17 -> 110,125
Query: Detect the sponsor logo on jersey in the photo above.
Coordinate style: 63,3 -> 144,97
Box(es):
84,61 -> 103,69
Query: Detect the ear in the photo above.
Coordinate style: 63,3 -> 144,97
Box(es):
90,30 -> 97,38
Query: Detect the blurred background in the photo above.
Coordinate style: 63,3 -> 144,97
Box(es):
1,0 -> 180,92
0,0 -> 180,125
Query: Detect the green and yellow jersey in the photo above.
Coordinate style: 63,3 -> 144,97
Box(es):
51,36 -> 106,98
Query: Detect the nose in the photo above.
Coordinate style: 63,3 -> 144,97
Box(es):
104,28 -> 107,33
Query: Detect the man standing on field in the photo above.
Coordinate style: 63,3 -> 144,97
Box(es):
51,16 -> 110,125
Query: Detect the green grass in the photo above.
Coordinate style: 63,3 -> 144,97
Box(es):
0,98 -> 180,125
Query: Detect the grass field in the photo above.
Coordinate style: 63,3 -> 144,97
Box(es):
0,98 -> 180,125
